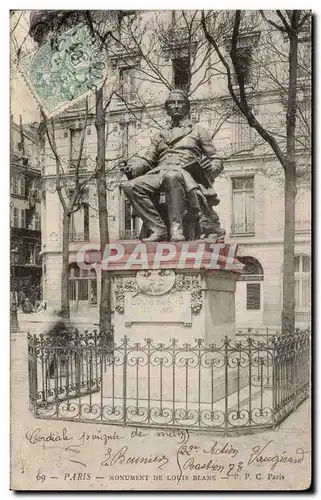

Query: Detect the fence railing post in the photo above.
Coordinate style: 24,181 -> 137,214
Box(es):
54,349 -> 59,416
123,336 -> 128,427
224,336 -> 229,436
28,333 -> 38,414
272,335 -> 277,428
293,335 -> 298,411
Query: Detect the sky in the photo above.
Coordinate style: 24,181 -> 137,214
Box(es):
11,70 -> 41,125
10,11 -> 41,124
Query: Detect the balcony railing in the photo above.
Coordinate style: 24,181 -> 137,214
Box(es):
231,222 -> 255,235
119,229 -> 140,240
69,158 -> 87,171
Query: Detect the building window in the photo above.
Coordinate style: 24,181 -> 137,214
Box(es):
13,207 -> 18,227
11,174 -> 18,195
237,256 -> 263,311
70,129 -> 87,170
231,34 -> 260,86
27,243 -> 35,264
19,176 -> 25,196
30,179 -> 40,200
231,177 -> 254,235
84,203 -> 89,241
20,208 -> 26,228
119,66 -> 136,102
120,120 -> 137,162
294,255 -> 311,324
34,212 -> 40,230
120,189 -> 140,240
69,192 -> 89,241
231,110 -> 254,153
172,56 -> 190,92
68,264 -> 97,305
11,176 -> 25,196
234,46 -> 252,85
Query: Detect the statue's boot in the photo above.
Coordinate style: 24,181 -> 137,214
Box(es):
202,228 -> 226,243
171,233 -> 186,242
216,228 -> 226,243
142,229 -> 168,242
170,222 -> 185,242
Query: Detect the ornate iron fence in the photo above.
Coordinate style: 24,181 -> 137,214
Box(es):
27,330 -> 310,434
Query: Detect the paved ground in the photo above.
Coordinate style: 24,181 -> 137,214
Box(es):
10,320 -> 312,491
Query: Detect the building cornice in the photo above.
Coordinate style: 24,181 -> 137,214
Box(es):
11,162 -> 41,176
227,235 -> 311,246
45,85 -> 309,128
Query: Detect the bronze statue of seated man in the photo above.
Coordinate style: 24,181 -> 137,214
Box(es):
122,89 -> 225,243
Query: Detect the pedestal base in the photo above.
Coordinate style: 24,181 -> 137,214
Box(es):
110,243 -> 241,346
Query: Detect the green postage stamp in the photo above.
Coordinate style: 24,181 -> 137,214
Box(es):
19,23 -> 107,116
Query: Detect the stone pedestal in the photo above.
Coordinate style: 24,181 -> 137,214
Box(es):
109,242 -> 242,345
105,242 -> 245,406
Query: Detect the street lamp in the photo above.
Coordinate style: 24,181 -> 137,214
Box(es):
10,247 -> 20,332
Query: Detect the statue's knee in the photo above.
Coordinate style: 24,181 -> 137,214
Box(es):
163,170 -> 182,183
122,181 -> 134,195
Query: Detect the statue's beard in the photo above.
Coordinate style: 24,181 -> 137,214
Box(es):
171,113 -> 187,125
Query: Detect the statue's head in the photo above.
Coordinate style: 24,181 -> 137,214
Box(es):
165,89 -> 190,120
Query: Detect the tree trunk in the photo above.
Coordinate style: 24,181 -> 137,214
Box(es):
95,87 -> 112,340
282,166 -> 296,333
282,29 -> 298,334
61,211 -> 71,320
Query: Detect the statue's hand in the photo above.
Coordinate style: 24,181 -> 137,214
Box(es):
210,159 -> 224,177
120,161 -> 134,179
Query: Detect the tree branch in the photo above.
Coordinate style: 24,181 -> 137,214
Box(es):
73,97 -> 89,188
202,11 -> 288,169
276,10 -> 293,33
259,10 -> 287,33
40,108 -> 67,211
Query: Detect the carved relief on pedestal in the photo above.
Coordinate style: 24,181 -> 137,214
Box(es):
114,276 -> 137,313
114,271 -> 203,322
136,269 -> 176,295
172,274 -> 202,313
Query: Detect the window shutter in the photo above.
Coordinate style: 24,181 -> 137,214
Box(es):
20,209 -> 26,228
125,199 -> 132,231
20,176 -> 25,196
245,191 -> 254,229
13,208 -> 18,227
233,191 -> 245,228
84,203 -> 89,241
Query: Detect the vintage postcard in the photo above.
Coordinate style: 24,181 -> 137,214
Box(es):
10,9 -> 311,491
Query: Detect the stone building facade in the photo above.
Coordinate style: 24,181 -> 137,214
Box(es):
40,11 -> 311,329
10,118 -> 42,294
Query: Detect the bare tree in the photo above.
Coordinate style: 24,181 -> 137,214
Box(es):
95,87 -> 112,339
40,100 -> 91,319
11,11 -> 121,337
201,9 -> 311,332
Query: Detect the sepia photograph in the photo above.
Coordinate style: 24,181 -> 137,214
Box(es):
9,8 -> 311,491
